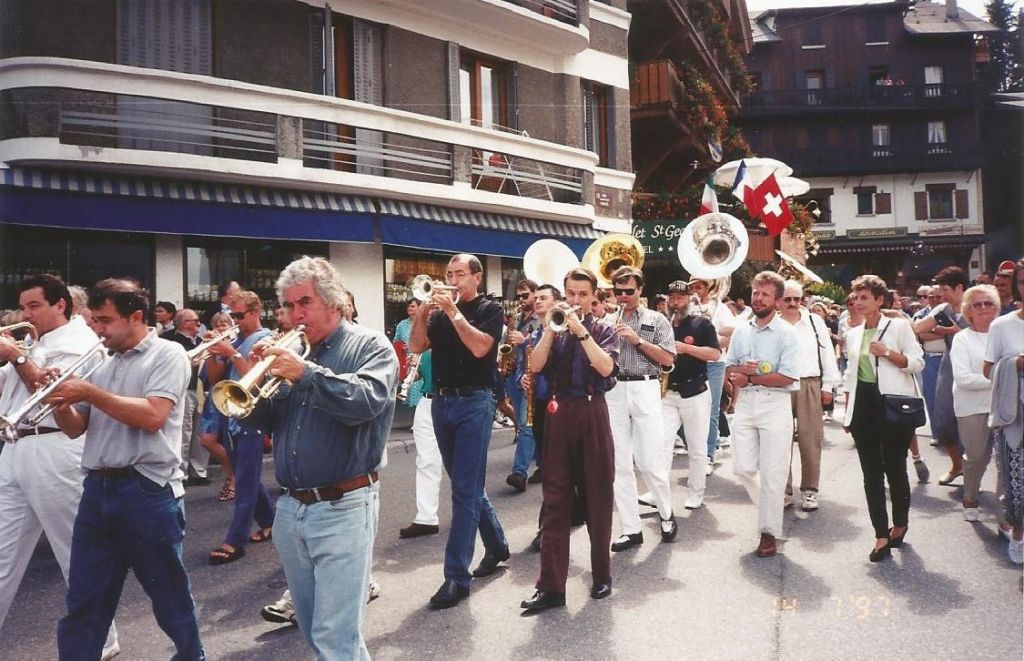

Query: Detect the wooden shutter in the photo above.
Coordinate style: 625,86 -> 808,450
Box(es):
914,191 -> 928,219
954,189 -> 969,218
309,11 -> 326,93
446,42 -> 461,122
874,192 -> 891,214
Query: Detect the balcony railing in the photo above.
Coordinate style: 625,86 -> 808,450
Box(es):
499,0 -> 579,25
631,60 -> 686,110
761,141 -> 984,176
470,150 -> 582,203
739,83 -> 984,115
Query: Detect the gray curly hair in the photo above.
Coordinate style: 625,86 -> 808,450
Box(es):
276,256 -> 347,311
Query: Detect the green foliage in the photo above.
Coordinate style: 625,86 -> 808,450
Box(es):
984,0 -> 1023,92
806,281 -> 847,304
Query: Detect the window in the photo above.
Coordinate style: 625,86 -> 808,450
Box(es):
924,65 -> 943,97
805,70 -> 824,105
460,52 -> 509,130
871,124 -> 891,157
927,121 -> 949,154
803,23 -> 823,46
856,191 -> 875,215
868,66 -> 892,87
583,82 -> 611,167
927,189 -> 953,219
865,15 -> 887,44
796,188 -> 833,224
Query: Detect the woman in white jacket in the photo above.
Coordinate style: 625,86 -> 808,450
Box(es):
950,285 -> 1000,523
842,275 -> 925,562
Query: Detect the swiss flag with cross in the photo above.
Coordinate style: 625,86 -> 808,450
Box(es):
748,173 -> 794,237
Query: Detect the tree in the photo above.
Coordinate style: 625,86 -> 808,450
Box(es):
984,0 -> 1023,92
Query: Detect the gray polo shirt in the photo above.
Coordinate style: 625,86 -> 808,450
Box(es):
77,330 -> 190,496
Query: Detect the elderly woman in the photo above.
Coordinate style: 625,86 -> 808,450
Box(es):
950,285 -> 1001,522
983,260 -> 1024,565
842,275 -> 925,562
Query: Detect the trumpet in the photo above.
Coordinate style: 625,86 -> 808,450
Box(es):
410,274 -> 461,305
0,322 -> 38,354
0,340 -> 108,442
548,305 -> 580,333
211,326 -> 311,419
187,325 -> 240,363
397,352 -> 422,403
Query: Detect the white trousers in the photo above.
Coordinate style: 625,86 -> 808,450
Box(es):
731,389 -> 794,538
412,397 -> 442,526
661,388 -> 711,499
0,433 -> 118,651
606,379 -> 671,533
180,389 -> 208,478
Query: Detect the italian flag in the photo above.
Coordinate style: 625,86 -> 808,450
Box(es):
699,177 -> 719,215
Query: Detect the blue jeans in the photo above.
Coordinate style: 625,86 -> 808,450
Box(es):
225,427 -> 274,549
273,483 -> 379,661
921,354 -> 942,436
58,472 -> 203,660
706,361 -> 726,460
508,375 -> 537,477
432,390 -> 509,588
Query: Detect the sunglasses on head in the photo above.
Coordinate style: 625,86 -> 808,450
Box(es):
613,287 -> 636,296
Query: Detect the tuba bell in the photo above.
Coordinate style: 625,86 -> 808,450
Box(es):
677,212 -> 749,279
523,239 -> 580,286
581,234 -> 645,289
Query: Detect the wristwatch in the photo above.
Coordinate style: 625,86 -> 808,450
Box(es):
231,352 -> 243,362
14,355 -> 27,366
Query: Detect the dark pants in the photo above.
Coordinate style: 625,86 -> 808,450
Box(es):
850,380 -> 913,539
59,472 -> 203,660
539,397 -> 614,593
225,427 -> 274,549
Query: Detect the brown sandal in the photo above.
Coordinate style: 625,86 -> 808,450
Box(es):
249,528 -> 273,544
218,483 -> 236,501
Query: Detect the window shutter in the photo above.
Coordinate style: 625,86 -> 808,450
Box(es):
506,62 -> 519,133
353,20 -> 384,175
446,42 -> 461,122
309,11 -> 326,94
914,191 -> 928,219
323,4 -> 336,97
954,189 -> 969,218
582,81 -> 595,153
874,192 -> 891,214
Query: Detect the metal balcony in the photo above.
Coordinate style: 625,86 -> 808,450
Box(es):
762,141 -> 985,176
739,83 -> 986,117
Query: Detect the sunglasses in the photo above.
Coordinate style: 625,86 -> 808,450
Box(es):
970,301 -> 996,309
612,287 -> 636,296
782,296 -> 802,303
229,311 -> 248,320
516,292 -> 531,300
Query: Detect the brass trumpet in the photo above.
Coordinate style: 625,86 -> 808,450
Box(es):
0,322 -> 38,353
0,340 -> 108,442
548,305 -> 580,333
211,325 -> 310,419
409,274 -> 461,305
187,325 -> 240,363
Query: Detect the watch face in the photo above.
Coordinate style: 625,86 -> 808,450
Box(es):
15,355 -> 27,365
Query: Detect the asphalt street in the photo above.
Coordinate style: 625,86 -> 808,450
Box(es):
2,401 -> 1022,660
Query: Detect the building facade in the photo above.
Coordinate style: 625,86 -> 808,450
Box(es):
736,0 -> 995,290
0,0 -> 635,333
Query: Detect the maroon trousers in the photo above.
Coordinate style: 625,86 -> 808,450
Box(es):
538,397 -> 615,593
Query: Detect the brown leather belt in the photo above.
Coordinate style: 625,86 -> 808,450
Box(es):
93,467 -> 134,479
287,471 -> 378,504
16,427 -> 61,438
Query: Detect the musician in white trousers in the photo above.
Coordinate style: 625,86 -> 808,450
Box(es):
0,274 -> 119,658
605,267 -> 677,550
400,350 -> 442,538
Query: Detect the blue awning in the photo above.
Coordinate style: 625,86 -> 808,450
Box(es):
378,199 -> 600,258
0,168 -> 375,242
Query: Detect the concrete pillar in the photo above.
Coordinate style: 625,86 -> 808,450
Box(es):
330,241 -> 385,331
154,234 -> 184,308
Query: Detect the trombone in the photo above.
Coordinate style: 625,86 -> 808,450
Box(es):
187,325 -> 240,363
211,325 -> 310,419
409,274 -> 461,305
0,340 -> 108,442
0,322 -> 38,354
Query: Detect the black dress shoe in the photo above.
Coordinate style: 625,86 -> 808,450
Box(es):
527,531 -> 542,553
611,532 -> 643,552
429,580 -> 469,609
590,582 -> 612,599
506,473 -> 527,492
869,544 -> 891,563
185,475 -> 211,487
887,527 -> 908,549
471,547 -> 511,577
399,522 -> 440,539
660,516 -> 678,543
520,590 -> 566,612
527,469 -> 542,484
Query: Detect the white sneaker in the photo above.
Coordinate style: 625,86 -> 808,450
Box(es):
718,435 -> 731,448
367,579 -> 382,603
705,457 -> 715,476
783,493 -> 795,509
962,506 -> 980,522
100,641 -> 121,661
684,490 -> 704,510
1008,538 -> 1024,565
801,490 -> 819,512
261,590 -> 296,624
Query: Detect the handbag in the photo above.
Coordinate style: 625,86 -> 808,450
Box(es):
874,322 -> 926,428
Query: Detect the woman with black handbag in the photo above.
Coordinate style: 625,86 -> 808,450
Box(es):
841,275 -> 925,562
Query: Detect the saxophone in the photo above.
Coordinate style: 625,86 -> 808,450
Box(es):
397,352 -> 422,403
525,343 -> 535,426
498,304 -> 519,377
659,362 -> 674,399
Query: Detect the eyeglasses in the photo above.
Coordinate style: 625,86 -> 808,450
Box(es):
917,294 -> 929,298
182,317 -> 200,323
970,300 -> 996,309
516,292 -> 531,300
229,311 -> 248,320
782,296 -> 802,303
612,287 -> 636,296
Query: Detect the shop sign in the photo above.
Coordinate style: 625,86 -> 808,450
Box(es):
918,223 -> 984,236
846,227 -> 908,239
812,230 -> 836,240
632,219 -> 688,256
594,191 -> 612,208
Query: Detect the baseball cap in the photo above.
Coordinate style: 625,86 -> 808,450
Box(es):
667,280 -> 689,293
997,260 -> 1016,275
687,277 -> 713,287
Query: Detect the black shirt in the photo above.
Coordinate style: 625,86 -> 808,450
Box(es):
160,329 -> 200,390
427,295 -> 504,388
669,314 -> 720,385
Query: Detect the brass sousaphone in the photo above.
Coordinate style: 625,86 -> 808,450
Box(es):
581,233 -> 645,289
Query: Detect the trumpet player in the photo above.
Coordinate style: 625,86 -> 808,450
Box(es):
0,275 -> 120,658
160,309 -> 209,486
206,291 -> 274,565
43,278 -> 200,659
240,256 -> 396,658
519,268 -> 619,612
607,266 -> 677,550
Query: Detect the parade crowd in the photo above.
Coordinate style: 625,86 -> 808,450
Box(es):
0,254 -> 1021,660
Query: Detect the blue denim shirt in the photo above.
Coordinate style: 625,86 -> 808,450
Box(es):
249,320 -> 398,489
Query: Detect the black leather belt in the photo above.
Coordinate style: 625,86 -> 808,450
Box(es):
618,374 -> 658,382
16,426 -> 61,438
287,472 -> 378,504
435,386 -> 489,397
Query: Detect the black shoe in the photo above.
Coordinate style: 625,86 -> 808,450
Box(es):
590,582 -> 612,600
527,531 -> 542,553
506,473 -> 527,493
887,527 -> 908,549
184,475 -> 211,487
429,580 -> 469,609
399,522 -> 440,539
527,469 -> 542,484
660,516 -> 678,543
520,590 -> 566,613
611,532 -> 643,552
869,544 -> 891,563
471,547 -> 511,577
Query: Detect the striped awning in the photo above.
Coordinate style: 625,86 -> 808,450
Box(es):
816,235 -> 985,255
